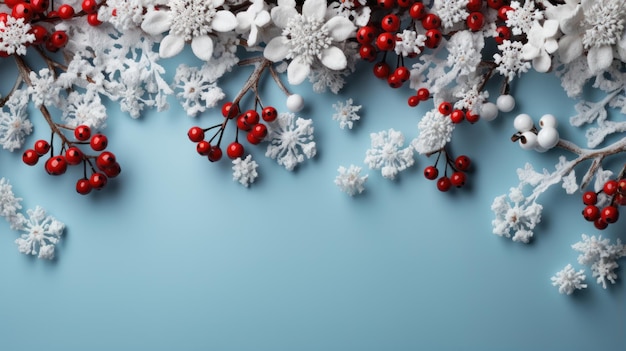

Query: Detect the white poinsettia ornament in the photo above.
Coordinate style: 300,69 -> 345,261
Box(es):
263,0 -> 356,85
141,0 -> 238,60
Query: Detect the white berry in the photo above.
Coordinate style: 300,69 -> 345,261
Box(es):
539,114 -> 558,128
519,131 -> 537,150
496,94 -> 515,112
537,127 -> 560,149
286,94 -> 304,112
513,113 -> 534,132
480,102 -> 498,121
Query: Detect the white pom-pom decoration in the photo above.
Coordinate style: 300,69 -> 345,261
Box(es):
496,94 -> 515,112
519,131 -> 537,150
286,94 -> 304,112
539,114 -> 558,128
513,114 -> 534,132
480,102 -> 499,121
537,127 -> 560,149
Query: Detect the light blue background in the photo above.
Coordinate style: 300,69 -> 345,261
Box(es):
1,51 -> 625,350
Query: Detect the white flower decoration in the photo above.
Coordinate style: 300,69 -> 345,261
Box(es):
141,0 -> 237,60
236,0 -> 271,46
521,20 -> 559,73
263,0 -> 356,85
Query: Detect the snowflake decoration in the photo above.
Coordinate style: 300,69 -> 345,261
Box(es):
0,178 -> 23,229
494,40 -> 531,82
335,165 -> 368,196
491,186 -> 543,244
28,68 -> 61,108
0,89 -> 33,152
173,64 -> 225,116
551,264 -> 587,295
265,112 -> 317,171
412,109 -> 455,155
61,90 -> 108,130
365,129 -> 414,180
571,234 -> 626,289
332,98 -> 361,129
232,155 -> 259,187
0,16 -> 35,56
395,30 -> 426,57
506,0 -> 543,36
15,206 -> 65,260
433,0 -> 469,29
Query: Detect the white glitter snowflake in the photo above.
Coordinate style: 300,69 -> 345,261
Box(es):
28,68 -> 61,108
15,206 -> 65,260
365,129 -> 414,180
551,264 -> 587,295
506,0 -> 543,36
265,112 -> 317,171
335,165 -> 368,196
174,64 -> 225,116
0,89 -> 33,152
332,98 -> 361,129
412,109 -> 455,155
62,90 -> 108,130
395,30 -> 426,57
572,234 -> 626,289
433,0 -> 469,29
0,178 -> 24,229
0,16 -> 34,56
232,155 -> 259,187
446,31 -> 484,76
494,40 -> 531,82
491,186 -> 543,244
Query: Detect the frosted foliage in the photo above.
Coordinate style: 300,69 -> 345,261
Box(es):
265,112 -> 317,171
572,235 -> 626,289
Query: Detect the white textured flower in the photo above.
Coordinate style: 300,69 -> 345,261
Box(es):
0,16 -> 34,55
332,98 -> 361,129
0,89 -> 33,152
62,90 -> 107,130
14,206 -> 65,260
551,264 -> 587,295
263,0 -> 356,85
28,68 -> 61,108
236,0 -> 271,46
232,155 -> 259,187
412,109 -> 455,154
98,0 -> 149,30
521,20 -> 559,73
0,178 -> 23,229
493,40 -> 531,82
506,0 -> 543,36
446,31 -> 484,76
265,112 -> 317,171
141,0 -> 237,60
365,129 -> 414,180
335,165 -> 367,196
434,0 -> 469,29
395,30 -> 426,57
491,186 -> 543,243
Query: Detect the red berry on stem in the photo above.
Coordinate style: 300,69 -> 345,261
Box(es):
96,151 -> 116,170
226,142 -> 244,159
601,206 -> 619,223
387,74 -> 402,88
466,0 -> 482,12
76,178 -> 92,195
466,111 -> 480,124
187,126 -> 204,142
243,110 -> 260,126
82,0 -> 98,13
237,115 -> 252,131
450,171 -> 466,187
376,32 -> 396,51
356,26 -> 377,45
87,13 -> 102,26
487,0 -> 504,9
437,176 -> 452,192
373,61 -> 390,79
22,149 -> 39,166
74,125 -> 91,141
377,0 -> 395,9
4,0 -> 21,8
247,132 -> 261,145
58,4 -> 75,19
408,95 -> 420,107
615,193 -> 626,206
438,102 -> 452,115
394,66 -> 410,82
495,26 -> 511,45
89,172 -> 108,190
49,31 -> 69,49
396,0 -> 411,8
251,123 -> 268,140
221,102 -> 239,119
0,13 -> 9,24
30,0 -> 49,13
466,12 -> 484,31
196,140 -> 211,155
424,165 -> 438,180
455,155 -> 471,171
409,2 -> 426,19
45,156 -> 68,175
582,191 -> 597,205
65,147 -> 83,165
262,106 -> 278,122
207,146 -> 223,162
103,163 -> 121,178
498,6 -> 513,21
604,180 -> 618,196
359,44 -> 377,61
594,218 -> 608,230
90,133 -> 108,151
582,205 -> 600,221
12,3 -> 33,21
422,14 -> 441,30
424,29 -> 442,48
450,109 -> 464,124
416,88 -> 430,101
618,179 -> 626,193
34,139 -> 50,155
381,14 -> 401,32
29,25 -> 48,45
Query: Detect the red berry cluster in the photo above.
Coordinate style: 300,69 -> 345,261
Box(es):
465,0 -> 515,44
437,101 -> 480,124
0,0 -> 104,56
188,102 -> 277,162
407,88 -> 430,107
22,125 -> 121,195
423,150 -> 471,192
581,178 -> 626,230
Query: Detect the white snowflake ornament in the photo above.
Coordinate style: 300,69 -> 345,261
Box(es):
265,112 -> 317,171
14,206 -> 65,260
551,264 -> 587,295
365,129 -> 414,180
412,109 -> 455,155
332,98 -> 361,129
232,155 -> 259,187
335,165 -> 368,196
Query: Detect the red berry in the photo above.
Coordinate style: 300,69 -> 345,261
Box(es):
437,176 -> 452,192
594,218 -> 608,230
466,111 -> 480,124
422,14 -> 441,30
466,11 -> 484,31
356,26 -> 377,45
103,162 -> 121,178
0,13 -> 8,24
409,2 -> 426,19
582,191 -> 597,206
226,142 -> 244,159
207,146 -> 222,162
604,180 -> 618,196
34,139 -> 50,155
82,0 -> 98,13
387,74 -> 402,88
187,126 -> 205,142
438,102 -> 452,115
376,32 -> 396,51
196,140 -> 211,155
487,0 -> 504,9
618,179 -> 626,193
381,14 -> 401,32
247,132 -> 262,145
96,151 -> 116,170
408,95 -> 420,107
237,115 -> 252,131
45,156 -> 68,175
495,26 -> 511,45
396,0 -> 412,8
251,123 -> 267,140
582,205 -> 600,221
65,147 -> 83,165
450,171 -> 466,187
30,0 -> 49,13
455,155 -> 471,171
4,0 -> 21,8
424,29 -> 442,48
12,3 -> 33,21
615,193 -> 626,206
416,88 -> 430,101
49,31 -> 68,49
87,13 -> 102,26
373,61 -> 390,79
75,178 -> 92,195
359,44 -> 377,61
377,0 -> 395,9
47,10 -> 58,18
394,66 -> 410,82
450,109 -> 464,123
221,102 -> 239,119
601,206 -> 619,223
90,133 -> 108,151
466,0 -> 482,12
424,165 -> 438,180
262,106 -> 278,122
243,110 -> 260,126
74,125 -> 91,141
57,4 -> 75,19
89,172 -> 107,189
498,6 -> 513,20
22,149 -> 39,166
29,25 -> 48,45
